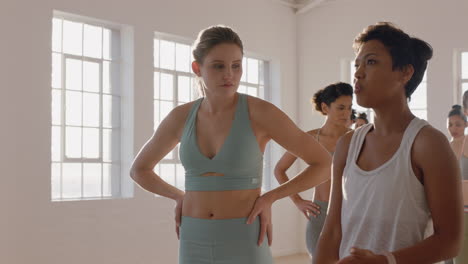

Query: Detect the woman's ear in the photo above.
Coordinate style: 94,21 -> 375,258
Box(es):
321,102 -> 329,115
192,61 -> 201,77
401,64 -> 415,84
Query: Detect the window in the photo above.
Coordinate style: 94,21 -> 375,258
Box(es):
153,33 -> 269,190
457,51 -> 468,103
346,60 -> 428,123
51,14 -> 122,201
409,71 -> 428,120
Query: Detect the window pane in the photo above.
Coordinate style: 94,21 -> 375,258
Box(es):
83,163 -> 102,197
102,61 -> 119,95
52,18 -> 62,52
83,92 -> 100,127
247,58 -> 259,84
161,73 -> 174,100
65,127 -> 82,158
103,163 -> 118,196
154,72 -> 160,99
176,43 -> 190,72
191,77 -> 197,100
154,164 -> 161,175
163,150 -> 174,160
52,53 -> 62,88
160,163 -> 175,186
103,129 -> 120,162
176,163 -> 185,190
247,86 -> 257,97
103,95 -> 120,128
259,61 -> 265,85
62,163 -> 82,198
83,61 -> 100,93
83,24 -> 102,59
154,100 -> 160,130
63,20 -> 83,56
160,100 -> 173,121
154,39 -> 160,68
51,126 -> 61,161
52,89 -> 62,125
51,162 -> 61,199
462,82 -> 468,99
462,52 -> 468,79
178,75 -> 190,103
65,58 -> 82,91
238,85 -> 247,94
83,128 -> 100,159
409,83 -> 426,109
103,61 -> 110,94
103,29 -> 111,60
413,110 -> 427,120
160,40 -> 175,70
65,91 -> 82,126
241,58 -> 247,82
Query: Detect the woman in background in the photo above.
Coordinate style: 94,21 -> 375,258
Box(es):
355,112 -> 369,128
274,82 -> 353,259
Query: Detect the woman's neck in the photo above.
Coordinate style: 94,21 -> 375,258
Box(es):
320,120 -> 349,138
372,97 -> 414,136
201,92 -> 238,114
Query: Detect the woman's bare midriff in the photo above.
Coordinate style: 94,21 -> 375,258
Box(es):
313,180 -> 331,202
182,188 -> 261,219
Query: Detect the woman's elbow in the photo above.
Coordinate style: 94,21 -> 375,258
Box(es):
130,166 -> 145,182
451,231 -> 464,257
439,228 -> 464,258
273,165 -> 285,179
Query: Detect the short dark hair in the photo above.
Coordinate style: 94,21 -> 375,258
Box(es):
353,22 -> 433,99
312,82 -> 353,115
448,105 -> 467,122
350,109 -> 357,122
357,112 -> 369,123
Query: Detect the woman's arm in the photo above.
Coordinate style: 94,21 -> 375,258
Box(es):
246,99 -> 331,219
314,132 -> 353,264
130,104 -> 190,201
387,126 -> 463,263
274,131 -> 321,219
251,99 -> 332,204
463,181 -> 468,205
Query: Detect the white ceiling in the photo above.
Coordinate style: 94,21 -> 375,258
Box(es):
273,0 -> 338,14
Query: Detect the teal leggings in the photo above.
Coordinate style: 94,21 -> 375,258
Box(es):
179,216 -> 273,264
306,200 -> 329,256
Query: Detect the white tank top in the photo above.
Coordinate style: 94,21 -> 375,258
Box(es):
339,117 -> 431,258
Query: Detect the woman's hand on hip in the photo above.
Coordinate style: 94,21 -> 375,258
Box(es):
247,193 -> 275,246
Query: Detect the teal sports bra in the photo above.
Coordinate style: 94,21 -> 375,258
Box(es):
179,93 -> 263,191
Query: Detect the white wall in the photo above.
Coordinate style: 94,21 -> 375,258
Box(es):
1,0 -> 304,263
297,0 -> 468,135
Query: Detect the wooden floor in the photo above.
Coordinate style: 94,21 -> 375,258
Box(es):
275,253 -> 310,264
